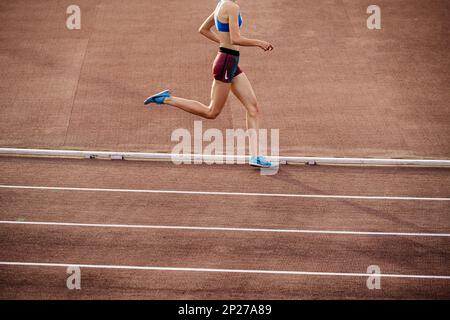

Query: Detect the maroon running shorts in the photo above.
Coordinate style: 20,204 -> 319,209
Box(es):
212,47 -> 243,83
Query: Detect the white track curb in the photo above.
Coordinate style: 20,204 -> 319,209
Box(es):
0,148 -> 449,167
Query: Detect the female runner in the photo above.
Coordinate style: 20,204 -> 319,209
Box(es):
144,0 -> 274,167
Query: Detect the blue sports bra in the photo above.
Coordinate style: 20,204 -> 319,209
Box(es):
214,2 -> 243,32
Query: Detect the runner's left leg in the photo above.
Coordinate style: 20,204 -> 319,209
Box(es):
164,80 -> 231,119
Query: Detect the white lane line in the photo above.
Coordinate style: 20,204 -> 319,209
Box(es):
0,185 -> 449,201
1,220 -> 449,238
0,261 -> 449,280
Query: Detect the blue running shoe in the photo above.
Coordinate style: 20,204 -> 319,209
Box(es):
144,89 -> 171,105
249,156 -> 273,168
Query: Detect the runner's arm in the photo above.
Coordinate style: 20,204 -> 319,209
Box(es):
198,12 -> 220,43
228,4 -> 273,51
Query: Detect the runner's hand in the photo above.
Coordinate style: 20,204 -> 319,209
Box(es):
258,40 -> 274,51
